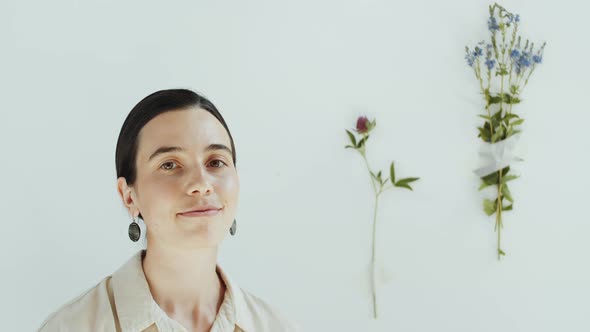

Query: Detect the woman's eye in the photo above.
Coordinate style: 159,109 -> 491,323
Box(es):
210,159 -> 227,168
160,161 -> 178,171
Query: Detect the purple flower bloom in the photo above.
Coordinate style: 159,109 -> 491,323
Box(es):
356,116 -> 369,133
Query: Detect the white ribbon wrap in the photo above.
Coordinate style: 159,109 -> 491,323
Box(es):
474,133 -> 524,178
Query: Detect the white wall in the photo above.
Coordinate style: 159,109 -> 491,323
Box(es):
2,0 -> 589,331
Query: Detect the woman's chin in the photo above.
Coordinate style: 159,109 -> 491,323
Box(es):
174,222 -> 228,247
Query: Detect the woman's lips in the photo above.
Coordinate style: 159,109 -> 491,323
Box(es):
178,208 -> 221,217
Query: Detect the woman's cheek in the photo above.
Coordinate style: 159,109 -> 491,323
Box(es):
218,172 -> 239,195
144,178 -> 178,203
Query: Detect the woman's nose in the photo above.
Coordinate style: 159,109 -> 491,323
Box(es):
186,166 -> 213,195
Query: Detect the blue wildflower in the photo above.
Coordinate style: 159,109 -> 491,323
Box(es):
485,59 -> 496,70
488,16 -> 499,31
510,49 -> 520,59
514,51 -> 533,74
518,52 -> 532,67
532,55 -> 542,64
465,53 -> 475,67
515,14 -> 520,23
474,47 -> 483,57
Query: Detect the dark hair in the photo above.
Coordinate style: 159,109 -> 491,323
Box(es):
115,89 -> 237,219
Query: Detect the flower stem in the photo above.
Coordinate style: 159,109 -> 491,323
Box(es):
496,174 -> 504,260
360,151 -> 379,318
497,55 -> 505,261
361,151 -> 377,196
371,193 -> 379,319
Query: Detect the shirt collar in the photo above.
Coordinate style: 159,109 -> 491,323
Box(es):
215,261 -> 255,332
111,250 -> 254,332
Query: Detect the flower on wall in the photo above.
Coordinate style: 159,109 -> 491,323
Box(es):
465,3 -> 546,260
345,115 -> 419,318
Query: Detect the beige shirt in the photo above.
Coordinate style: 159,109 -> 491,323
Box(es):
38,250 -> 299,332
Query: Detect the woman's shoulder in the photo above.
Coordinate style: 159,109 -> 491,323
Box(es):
37,276 -> 116,332
233,286 -> 302,331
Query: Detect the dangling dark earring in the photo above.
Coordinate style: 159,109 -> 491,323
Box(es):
128,215 -> 141,242
230,219 -> 237,236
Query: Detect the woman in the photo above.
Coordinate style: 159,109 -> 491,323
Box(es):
39,89 -> 299,332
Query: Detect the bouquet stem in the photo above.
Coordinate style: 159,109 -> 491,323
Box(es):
495,172 -> 504,260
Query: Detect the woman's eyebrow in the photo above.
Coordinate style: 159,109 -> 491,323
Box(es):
205,143 -> 232,155
148,146 -> 184,161
148,144 -> 232,161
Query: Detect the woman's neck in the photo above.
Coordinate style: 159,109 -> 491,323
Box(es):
141,243 -> 226,329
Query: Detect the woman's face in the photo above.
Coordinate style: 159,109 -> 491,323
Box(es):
118,108 -> 239,249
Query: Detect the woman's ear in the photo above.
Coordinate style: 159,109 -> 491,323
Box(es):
117,177 -> 137,215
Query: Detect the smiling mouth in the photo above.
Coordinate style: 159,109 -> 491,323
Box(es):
178,208 -> 222,217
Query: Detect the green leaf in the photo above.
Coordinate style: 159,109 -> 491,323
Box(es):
478,181 -> 493,191
495,70 -> 508,77
345,130 -> 357,147
511,119 -> 525,126
491,125 -> 505,142
487,95 -> 503,104
481,167 -> 510,185
478,114 -> 492,121
502,93 -> 521,104
369,119 -> 376,131
491,109 -> 503,121
357,136 -> 369,149
506,125 -> 516,137
345,145 -> 355,149
370,171 -> 378,183
396,177 -> 420,186
490,110 -> 503,132
503,113 -> 519,123
395,183 -> 413,191
498,248 -> 506,256
377,171 -> 382,183
501,185 -> 513,203
495,64 -> 509,76
483,199 -> 496,216
501,175 -> 519,184
502,204 -> 513,211
481,171 -> 499,186
389,162 -> 396,184
478,127 -> 491,142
